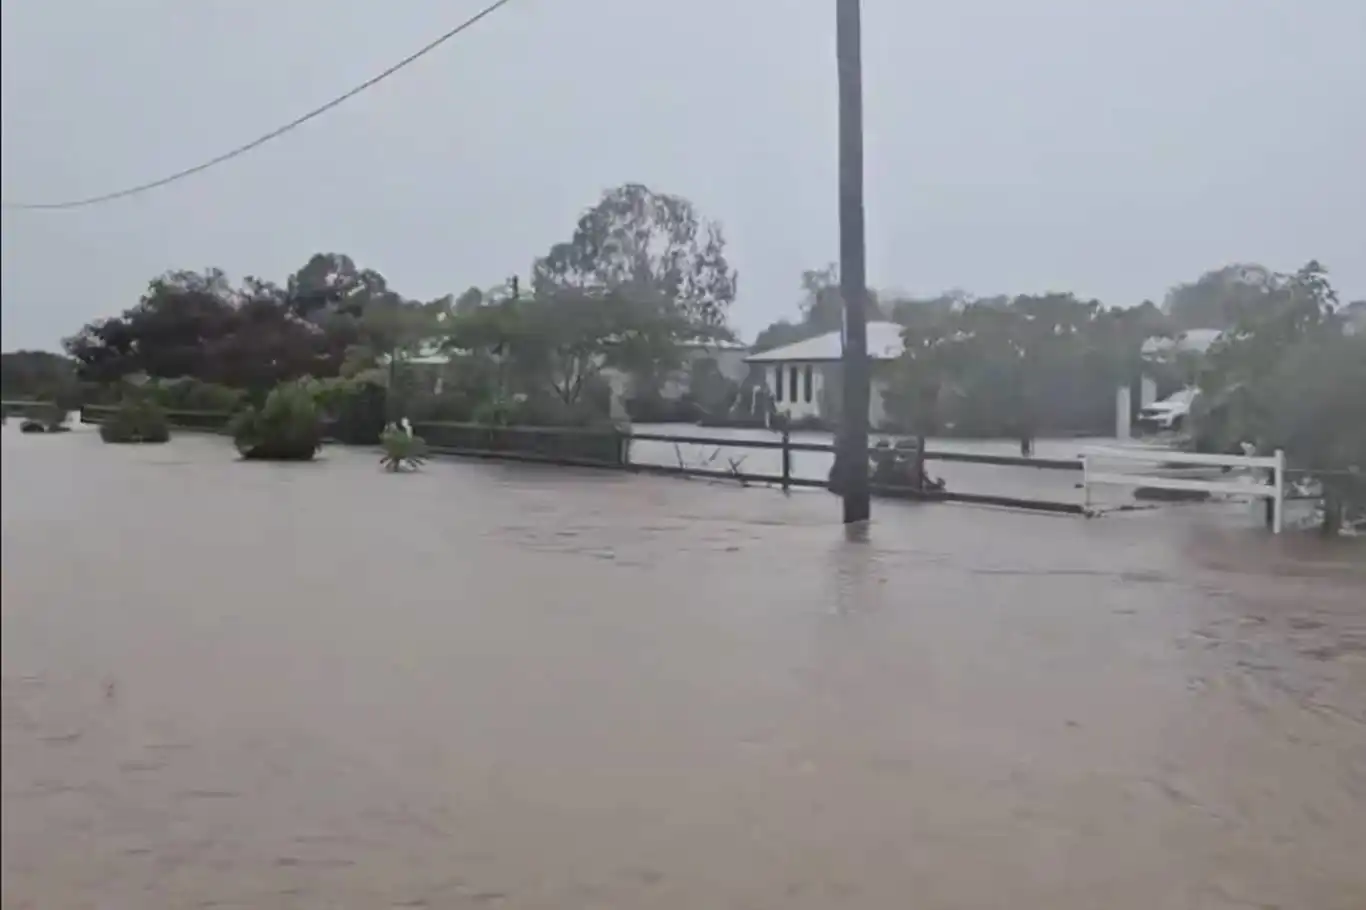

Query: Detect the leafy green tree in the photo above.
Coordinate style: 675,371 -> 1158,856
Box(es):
1254,331 -> 1366,532
1190,260 -> 1360,532
532,183 -> 737,329
751,319 -> 812,354
61,256 -> 442,395
444,288 -> 691,411
1199,260 -> 1338,406
1,350 -> 79,404
1163,263 -> 1281,330
750,265 -> 885,353
882,315 -> 963,438
881,293 -> 1158,438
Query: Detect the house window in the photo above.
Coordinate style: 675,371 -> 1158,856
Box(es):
789,365 -> 799,403
773,365 -> 783,402
803,365 -> 813,403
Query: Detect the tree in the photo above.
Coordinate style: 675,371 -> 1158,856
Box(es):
885,290 -> 971,328
1199,260 -> 1338,407
453,286 -> 485,315
1164,263 -> 1281,330
1189,260 -> 1359,532
531,183 -> 738,328
881,315 -> 963,438
1253,331 -> 1366,533
526,184 -> 737,401
1,350 -> 79,404
751,319 -> 812,354
441,286 -> 688,415
61,256 -> 440,395
880,292 -> 1155,438
750,265 -> 886,353
64,269 -> 243,383
285,252 -> 444,371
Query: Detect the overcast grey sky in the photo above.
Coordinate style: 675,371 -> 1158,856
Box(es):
3,0 -> 1363,349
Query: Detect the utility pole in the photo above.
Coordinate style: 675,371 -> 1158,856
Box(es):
837,0 -> 871,524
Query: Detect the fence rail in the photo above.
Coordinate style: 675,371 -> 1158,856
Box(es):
1082,446 -> 1285,533
63,407 -> 1120,518
38,403 -> 1330,529
79,405 -> 235,433
627,429 -> 1090,514
2,399 -> 57,417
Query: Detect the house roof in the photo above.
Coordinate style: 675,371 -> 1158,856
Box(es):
745,321 -> 906,363
393,332 -> 746,367
1141,328 -> 1222,357
679,337 -> 748,351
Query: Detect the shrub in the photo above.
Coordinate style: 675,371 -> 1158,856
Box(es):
229,380 -> 323,461
624,394 -> 700,424
19,405 -> 71,434
470,395 -> 516,427
312,376 -> 388,445
509,393 -> 616,429
380,422 -> 428,472
147,378 -> 247,413
99,399 -> 171,444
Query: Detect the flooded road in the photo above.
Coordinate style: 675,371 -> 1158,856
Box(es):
3,426 -> 1364,909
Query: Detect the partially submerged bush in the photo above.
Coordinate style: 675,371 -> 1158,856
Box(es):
380,421 -> 428,472
99,399 -> 171,444
18,405 -> 70,434
228,380 -> 323,461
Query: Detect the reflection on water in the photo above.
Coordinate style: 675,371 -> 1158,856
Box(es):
3,426 -> 1364,909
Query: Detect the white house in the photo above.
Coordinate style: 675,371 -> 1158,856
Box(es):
744,321 -> 906,426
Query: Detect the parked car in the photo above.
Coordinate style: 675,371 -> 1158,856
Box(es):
1135,388 -> 1199,433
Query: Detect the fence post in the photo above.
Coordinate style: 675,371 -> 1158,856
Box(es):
1271,449 -> 1285,535
781,429 -> 792,492
1081,453 -> 1091,515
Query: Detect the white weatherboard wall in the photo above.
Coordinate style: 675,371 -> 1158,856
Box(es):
747,322 -> 905,426
761,362 -> 893,426
766,362 -> 824,421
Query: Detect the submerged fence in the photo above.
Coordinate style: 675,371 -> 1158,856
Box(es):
74,406 -> 1089,514
404,422 -> 1089,516
1082,446 -> 1286,533
1,399 -> 57,418
74,406 -> 1306,521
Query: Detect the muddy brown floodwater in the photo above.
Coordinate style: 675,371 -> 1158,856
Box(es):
3,426 -> 1365,909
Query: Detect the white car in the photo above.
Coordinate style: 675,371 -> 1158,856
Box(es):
1135,388 -> 1199,433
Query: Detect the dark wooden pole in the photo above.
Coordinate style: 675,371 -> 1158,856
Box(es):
837,0 -> 871,524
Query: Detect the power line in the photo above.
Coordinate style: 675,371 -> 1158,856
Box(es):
1,0 -> 520,212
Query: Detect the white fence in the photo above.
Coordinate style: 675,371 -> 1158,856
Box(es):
1082,447 -> 1286,533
